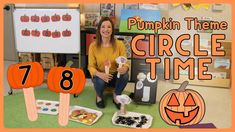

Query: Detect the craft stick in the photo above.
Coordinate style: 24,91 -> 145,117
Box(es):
58,61 -> 73,126
119,104 -> 126,115
117,63 -> 123,78
58,93 -> 70,126
104,60 -> 111,74
105,66 -> 110,74
23,87 -> 38,121
47,60 -> 85,126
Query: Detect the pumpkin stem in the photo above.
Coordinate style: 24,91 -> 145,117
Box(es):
66,60 -> 73,67
178,81 -> 189,92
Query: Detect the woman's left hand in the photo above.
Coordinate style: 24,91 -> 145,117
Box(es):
117,66 -> 129,75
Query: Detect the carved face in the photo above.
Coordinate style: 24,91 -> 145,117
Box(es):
159,81 -> 205,126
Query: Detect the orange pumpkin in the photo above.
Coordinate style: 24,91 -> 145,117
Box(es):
51,14 -> 61,22
42,29 -> 51,37
31,29 -> 40,37
20,14 -> 29,22
159,81 -> 205,126
47,67 -> 85,94
52,30 -> 61,38
41,14 -> 50,22
62,29 -> 72,37
7,62 -> 44,89
62,13 -> 72,21
21,29 -> 30,36
31,14 -> 40,22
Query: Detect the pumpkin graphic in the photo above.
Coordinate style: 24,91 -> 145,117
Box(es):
133,16 -> 143,22
20,14 -> 29,22
7,62 -> 44,89
51,14 -> 60,22
62,29 -> 72,37
41,15 -> 50,22
52,30 -> 61,38
31,14 -> 40,22
47,67 -> 85,94
159,81 -> 205,126
42,29 -> 51,37
62,13 -> 72,21
31,29 -> 40,37
21,29 -> 30,36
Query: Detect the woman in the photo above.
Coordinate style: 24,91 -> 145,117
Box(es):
88,17 -> 129,109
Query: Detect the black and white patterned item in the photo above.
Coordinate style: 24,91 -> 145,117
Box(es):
134,72 -> 158,104
112,111 -> 153,128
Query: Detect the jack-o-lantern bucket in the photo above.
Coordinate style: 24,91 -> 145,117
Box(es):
159,81 -> 205,126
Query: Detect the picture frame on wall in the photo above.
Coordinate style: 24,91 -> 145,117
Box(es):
84,12 -> 100,28
124,4 -> 139,9
100,3 -> 115,17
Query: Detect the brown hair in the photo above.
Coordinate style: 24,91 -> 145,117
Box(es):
96,17 -> 115,48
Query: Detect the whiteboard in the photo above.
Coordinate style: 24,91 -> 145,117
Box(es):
13,8 -> 80,53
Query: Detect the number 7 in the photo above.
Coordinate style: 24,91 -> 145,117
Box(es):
19,65 -> 31,85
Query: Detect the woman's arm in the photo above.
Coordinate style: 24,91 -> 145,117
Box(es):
88,43 -> 98,77
88,43 -> 113,82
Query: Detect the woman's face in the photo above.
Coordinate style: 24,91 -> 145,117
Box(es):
100,20 -> 112,39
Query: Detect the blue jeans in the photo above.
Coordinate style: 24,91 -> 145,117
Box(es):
92,72 -> 129,97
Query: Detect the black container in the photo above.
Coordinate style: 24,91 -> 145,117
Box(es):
132,59 -> 158,104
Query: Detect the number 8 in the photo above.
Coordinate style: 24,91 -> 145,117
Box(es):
60,70 -> 73,90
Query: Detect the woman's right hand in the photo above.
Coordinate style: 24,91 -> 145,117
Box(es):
96,71 -> 113,83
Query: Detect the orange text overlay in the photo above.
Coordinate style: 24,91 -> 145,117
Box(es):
131,34 -> 226,80
128,17 -> 228,33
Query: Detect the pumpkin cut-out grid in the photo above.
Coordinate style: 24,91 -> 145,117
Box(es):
159,81 -> 205,126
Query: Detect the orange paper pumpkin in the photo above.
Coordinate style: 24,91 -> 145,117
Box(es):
20,15 -> 29,22
62,29 -> 72,37
42,29 -> 52,37
31,29 -> 40,37
41,15 -> 50,22
51,14 -> 61,22
62,13 -> 72,21
21,29 -> 30,36
7,62 -> 44,89
31,15 -> 40,22
52,30 -> 61,38
47,67 -> 85,94
159,81 -> 205,126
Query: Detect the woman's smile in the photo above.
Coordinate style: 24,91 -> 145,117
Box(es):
100,21 -> 112,38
